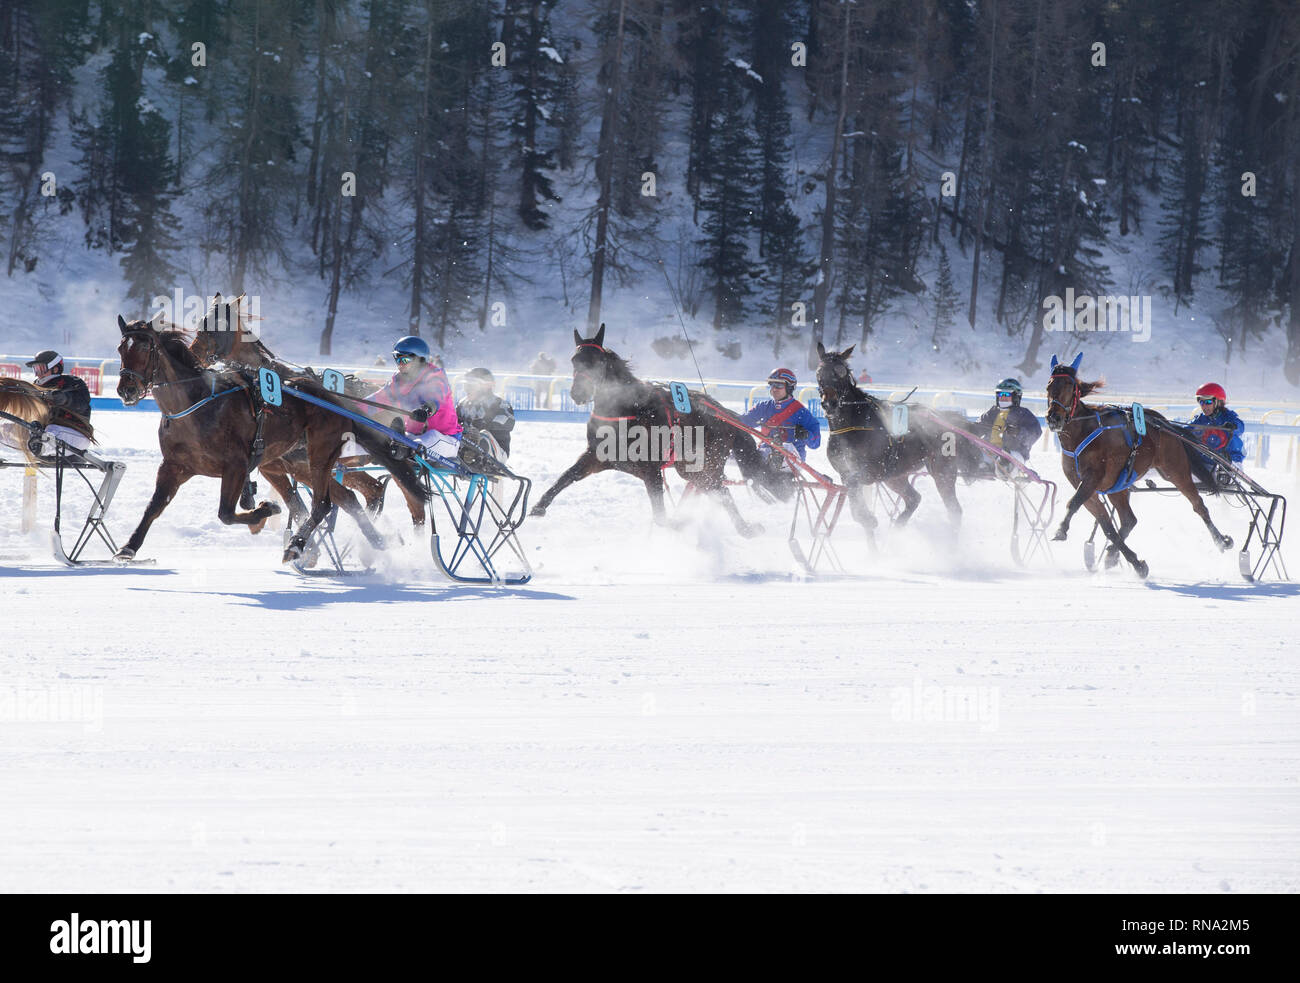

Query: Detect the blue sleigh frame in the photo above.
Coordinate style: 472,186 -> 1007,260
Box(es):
260,368 -> 533,585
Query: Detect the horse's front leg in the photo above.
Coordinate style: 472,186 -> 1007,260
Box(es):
217,462 -> 282,529
117,462 -> 193,559
530,448 -> 611,517
1053,471 -> 1099,541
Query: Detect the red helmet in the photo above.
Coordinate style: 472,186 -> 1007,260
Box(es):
767,367 -> 797,390
1196,382 -> 1226,403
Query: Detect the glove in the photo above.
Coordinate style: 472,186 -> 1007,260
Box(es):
793,425 -> 810,441
409,403 -> 432,424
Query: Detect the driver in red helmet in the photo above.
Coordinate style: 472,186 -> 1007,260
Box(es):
1190,382 -> 1244,484
741,367 -> 821,464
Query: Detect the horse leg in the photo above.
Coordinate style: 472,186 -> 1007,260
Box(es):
886,474 -> 921,525
117,462 -> 193,559
706,480 -> 762,537
341,469 -> 387,517
282,428 -> 354,563
1077,493 -> 1148,576
254,463 -> 306,535
1158,455 -> 1234,552
530,449 -> 612,517
929,469 -> 963,527
1103,491 -> 1137,568
846,482 -> 878,548
328,476 -> 388,549
217,462 -> 283,529
640,467 -> 671,525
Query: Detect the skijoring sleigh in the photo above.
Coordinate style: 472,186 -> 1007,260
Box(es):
258,367 -> 533,585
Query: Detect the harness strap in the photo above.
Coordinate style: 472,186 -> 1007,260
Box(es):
160,386 -> 241,421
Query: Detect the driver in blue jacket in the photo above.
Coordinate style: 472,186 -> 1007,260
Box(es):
741,367 -> 821,467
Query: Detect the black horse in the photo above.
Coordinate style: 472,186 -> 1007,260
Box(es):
529,324 -> 791,535
815,342 -> 981,538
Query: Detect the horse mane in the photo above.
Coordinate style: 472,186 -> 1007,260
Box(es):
155,328 -> 205,374
596,348 -> 639,385
1051,365 -> 1106,399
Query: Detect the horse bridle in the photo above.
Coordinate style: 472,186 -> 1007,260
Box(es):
118,328 -> 163,392
1047,369 -> 1080,421
570,343 -> 608,397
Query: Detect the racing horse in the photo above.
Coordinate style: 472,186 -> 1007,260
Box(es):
114,314 -> 428,562
1045,353 -> 1232,578
187,294 -> 399,527
529,324 -> 792,535
815,342 -> 981,537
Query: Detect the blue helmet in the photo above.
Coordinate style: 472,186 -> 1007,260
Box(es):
393,335 -> 431,361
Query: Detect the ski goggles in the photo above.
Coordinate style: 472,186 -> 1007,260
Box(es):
1197,397 -> 1217,407
395,354 -> 415,365
996,390 -> 1015,400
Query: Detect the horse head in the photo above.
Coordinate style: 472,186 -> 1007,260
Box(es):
1045,352 -> 1092,432
815,341 -> 856,410
116,313 -> 163,405
570,322 -> 610,404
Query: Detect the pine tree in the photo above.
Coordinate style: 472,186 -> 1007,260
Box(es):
931,240 -> 960,351
697,67 -> 759,333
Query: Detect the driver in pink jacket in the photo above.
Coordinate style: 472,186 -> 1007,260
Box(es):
370,335 -> 462,462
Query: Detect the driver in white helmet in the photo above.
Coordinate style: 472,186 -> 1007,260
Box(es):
27,350 -> 94,456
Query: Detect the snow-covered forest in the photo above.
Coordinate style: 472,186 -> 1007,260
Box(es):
2,0 -> 1299,392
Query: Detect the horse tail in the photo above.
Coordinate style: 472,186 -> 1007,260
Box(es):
295,379 -> 431,503
349,415 -> 432,503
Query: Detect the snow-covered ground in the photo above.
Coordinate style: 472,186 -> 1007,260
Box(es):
1,412 -> 1297,892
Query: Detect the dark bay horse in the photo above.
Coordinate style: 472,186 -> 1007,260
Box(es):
815,343 -> 980,539
187,295 -> 406,527
529,324 -> 791,535
1045,354 -> 1231,578
115,315 -> 427,562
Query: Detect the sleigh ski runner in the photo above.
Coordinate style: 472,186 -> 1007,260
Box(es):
862,405 -> 1059,566
668,390 -> 849,576
0,410 -> 143,567
1073,407 -> 1287,583
260,367 -> 533,584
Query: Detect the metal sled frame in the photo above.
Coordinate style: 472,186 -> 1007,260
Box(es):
281,475 -> 377,578
270,378 -> 534,585
415,457 -> 533,585
867,415 -> 1059,567
0,441 -> 129,566
695,409 -> 849,575
1083,480 -> 1288,583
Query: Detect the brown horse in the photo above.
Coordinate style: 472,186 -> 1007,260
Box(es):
114,315 -> 427,562
187,295 -> 425,529
1045,354 -> 1231,578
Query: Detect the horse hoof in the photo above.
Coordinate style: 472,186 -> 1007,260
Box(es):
114,548 -> 135,562
1052,528 -> 1068,542
282,548 -> 300,564
529,505 -> 547,518
739,522 -> 764,538
1219,535 -> 1234,552
1133,559 -> 1150,579
1104,547 -> 1121,570
263,500 -> 282,516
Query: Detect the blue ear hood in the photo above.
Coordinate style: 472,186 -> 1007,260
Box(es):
1050,354 -> 1059,370
1071,352 -> 1083,371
